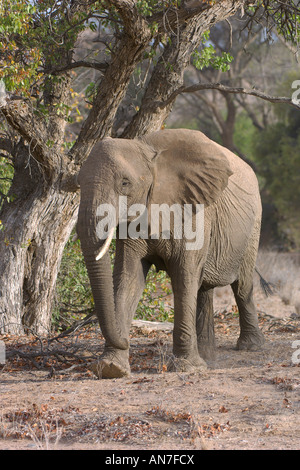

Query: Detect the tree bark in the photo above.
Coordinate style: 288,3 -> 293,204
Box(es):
0,142 -> 79,334
220,92 -> 236,152
0,193 -> 79,335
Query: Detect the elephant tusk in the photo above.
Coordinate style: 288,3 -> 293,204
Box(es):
95,227 -> 115,261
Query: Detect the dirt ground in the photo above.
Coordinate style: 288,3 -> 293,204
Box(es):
0,287 -> 299,451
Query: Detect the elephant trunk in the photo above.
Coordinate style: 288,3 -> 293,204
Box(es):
77,200 -> 128,351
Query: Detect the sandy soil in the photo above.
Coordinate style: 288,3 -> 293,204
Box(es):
0,287 -> 299,451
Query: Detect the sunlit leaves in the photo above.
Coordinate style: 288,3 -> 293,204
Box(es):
0,0 -> 106,95
0,0 -> 42,93
192,31 -> 233,72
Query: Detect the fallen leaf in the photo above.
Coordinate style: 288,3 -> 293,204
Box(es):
219,405 -> 228,413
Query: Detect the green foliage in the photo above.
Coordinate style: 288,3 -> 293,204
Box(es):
136,0 -> 181,17
233,113 -> 257,160
192,47 -> 233,72
0,156 -> 14,208
53,234 -> 94,330
54,234 -> 174,330
192,31 -> 233,72
136,268 -> 173,323
136,0 -> 156,16
254,108 -> 300,248
85,81 -> 97,101
0,0 -> 107,95
0,0 -> 42,93
245,1 -> 300,45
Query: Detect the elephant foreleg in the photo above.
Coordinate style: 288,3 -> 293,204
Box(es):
196,288 -> 216,361
91,256 -> 151,379
169,271 -> 207,372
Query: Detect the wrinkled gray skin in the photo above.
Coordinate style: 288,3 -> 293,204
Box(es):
77,129 -> 264,378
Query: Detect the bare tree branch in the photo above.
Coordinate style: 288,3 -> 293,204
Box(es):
159,81 -> 300,110
44,60 -> 108,74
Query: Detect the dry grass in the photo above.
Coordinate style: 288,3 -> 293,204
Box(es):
256,250 -> 300,312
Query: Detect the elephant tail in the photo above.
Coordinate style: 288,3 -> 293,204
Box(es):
255,267 -> 275,297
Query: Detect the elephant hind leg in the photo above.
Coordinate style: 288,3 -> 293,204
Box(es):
231,216 -> 264,351
231,279 -> 264,351
196,288 -> 216,361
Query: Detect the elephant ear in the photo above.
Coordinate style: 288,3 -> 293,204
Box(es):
142,129 -> 233,207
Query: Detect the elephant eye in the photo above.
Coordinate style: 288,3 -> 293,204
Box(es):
122,179 -> 130,187
120,178 -> 131,194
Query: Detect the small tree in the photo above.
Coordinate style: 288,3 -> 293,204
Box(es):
0,0 -> 299,334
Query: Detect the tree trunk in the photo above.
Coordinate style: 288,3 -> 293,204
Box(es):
220,93 -> 237,152
0,150 -> 79,334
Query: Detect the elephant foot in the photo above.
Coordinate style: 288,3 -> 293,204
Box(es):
198,342 -> 216,361
167,353 -> 207,373
236,329 -> 265,351
90,349 -> 130,379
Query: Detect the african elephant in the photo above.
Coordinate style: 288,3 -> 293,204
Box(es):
76,128 -> 264,378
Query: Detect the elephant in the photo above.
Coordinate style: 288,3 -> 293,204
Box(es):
76,128 -> 265,378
